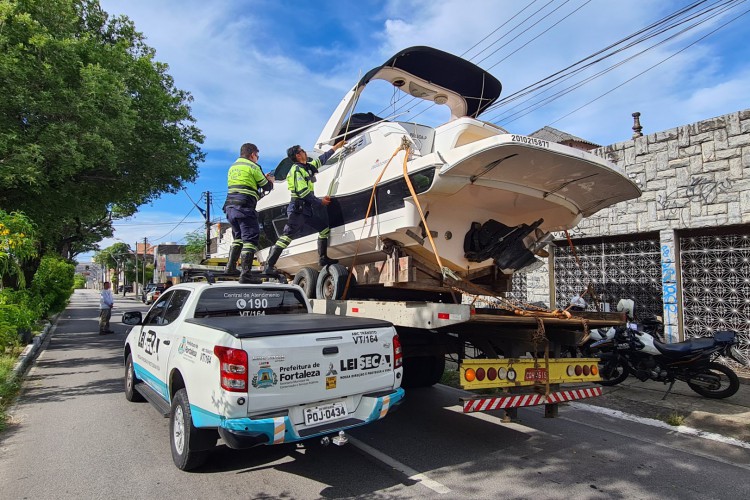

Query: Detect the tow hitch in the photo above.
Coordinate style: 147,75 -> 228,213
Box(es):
321,431 -> 348,447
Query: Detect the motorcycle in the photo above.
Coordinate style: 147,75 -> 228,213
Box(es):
594,326 -> 749,399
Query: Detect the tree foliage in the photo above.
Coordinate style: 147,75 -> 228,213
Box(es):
93,241 -> 133,286
30,255 -> 74,315
0,0 -> 205,260
183,230 -> 205,264
0,209 -> 37,288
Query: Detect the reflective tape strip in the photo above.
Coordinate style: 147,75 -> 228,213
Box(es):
462,387 -> 602,413
273,417 -> 285,444
546,387 -> 602,403
379,395 -> 391,419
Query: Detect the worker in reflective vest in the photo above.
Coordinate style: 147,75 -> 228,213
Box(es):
223,143 -> 274,283
264,140 -> 345,274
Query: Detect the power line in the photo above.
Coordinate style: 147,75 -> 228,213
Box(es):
150,205 -> 197,242
111,220 -> 205,227
484,0 -> 591,71
486,0 -> 722,112
483,0 -> 743,124
546,6 -> 750,127
474,0 -> 571,66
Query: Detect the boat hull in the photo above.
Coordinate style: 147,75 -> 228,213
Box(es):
250,127 -> 639,278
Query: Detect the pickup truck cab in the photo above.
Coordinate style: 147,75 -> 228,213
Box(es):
122,281 -> 404,470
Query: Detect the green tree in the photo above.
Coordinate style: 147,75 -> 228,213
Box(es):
30,255 -> 75,315
73,273 -> 86,289
0,209 -> 37,288
183,230 -> 205,264
93,241 -> 132,288
0,0 -> 205,264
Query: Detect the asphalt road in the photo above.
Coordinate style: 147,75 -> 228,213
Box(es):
1,290 -> 748,499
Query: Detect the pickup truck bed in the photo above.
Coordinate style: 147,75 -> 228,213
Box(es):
186,314 -> 392,337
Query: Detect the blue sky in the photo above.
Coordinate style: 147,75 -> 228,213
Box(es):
85,0 -> 750,260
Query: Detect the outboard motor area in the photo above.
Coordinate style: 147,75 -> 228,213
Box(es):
463,218 -> 545,270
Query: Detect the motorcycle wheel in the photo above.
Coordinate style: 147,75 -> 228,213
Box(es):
598,357 -> 629,386
686,362 -> 739,399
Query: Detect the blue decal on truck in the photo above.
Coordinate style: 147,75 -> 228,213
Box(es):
133,362 -> 169,400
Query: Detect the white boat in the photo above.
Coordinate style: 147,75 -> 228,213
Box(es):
248,46 -> 640,297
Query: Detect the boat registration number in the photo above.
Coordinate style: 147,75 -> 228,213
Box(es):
511,135 -> 550,148
304,402 -> 347,426
524,368 -> 548,381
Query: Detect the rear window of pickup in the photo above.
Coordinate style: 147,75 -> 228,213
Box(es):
193,287 -> 308,318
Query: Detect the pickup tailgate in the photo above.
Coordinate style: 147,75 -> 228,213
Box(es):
199,314 -> 398,416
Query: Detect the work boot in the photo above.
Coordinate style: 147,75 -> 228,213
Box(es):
263,245 -> 283,274
239,251 -> 260,284
318,238 -> 338,266
225,244 -> 242,274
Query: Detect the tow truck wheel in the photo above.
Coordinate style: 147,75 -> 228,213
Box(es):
293,267 -> 319,298
170,389 -> 213,471
316,264 -> 355,300
125,354 -> 145,402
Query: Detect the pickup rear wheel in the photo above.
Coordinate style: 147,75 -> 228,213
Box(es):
293,267 -> 319,298
125,353 -> 145,402
316,264 -> 355,300
170,389 -> 214,471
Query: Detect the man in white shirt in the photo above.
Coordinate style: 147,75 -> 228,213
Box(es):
99,281 -> 114,335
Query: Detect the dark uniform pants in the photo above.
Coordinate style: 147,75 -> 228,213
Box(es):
282,202 -> 329,239
226,205 -> 260,247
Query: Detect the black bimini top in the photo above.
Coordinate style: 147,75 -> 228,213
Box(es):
359,46 -> 502,118
185,313 -> 392,339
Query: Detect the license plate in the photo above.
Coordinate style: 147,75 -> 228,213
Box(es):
524,368 -> 548,381
303,402 -> 347,426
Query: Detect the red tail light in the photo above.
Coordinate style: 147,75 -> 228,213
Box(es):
393,334 -> 403,369
214,346 -> 248,392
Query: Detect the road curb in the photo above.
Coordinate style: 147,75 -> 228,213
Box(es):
11,313 -> 59,380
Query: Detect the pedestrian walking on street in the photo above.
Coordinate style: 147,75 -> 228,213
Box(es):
99,281 -> 114,335
223,143 -> 275,283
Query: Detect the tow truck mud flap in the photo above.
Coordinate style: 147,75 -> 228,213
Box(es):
461,387 -> 602,413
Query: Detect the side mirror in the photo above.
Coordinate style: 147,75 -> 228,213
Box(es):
122,311 -> 143,326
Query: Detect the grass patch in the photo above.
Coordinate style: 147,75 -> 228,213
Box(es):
664,413 -> 685,426
0,351 -> 23,432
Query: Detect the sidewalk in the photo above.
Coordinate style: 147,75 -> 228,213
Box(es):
578,377 -> 750,442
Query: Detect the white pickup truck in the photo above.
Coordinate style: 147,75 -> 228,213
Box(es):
122,281 -> 404,470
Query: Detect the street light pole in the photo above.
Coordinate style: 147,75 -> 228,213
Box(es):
143,237 -> 147,288
205,190 -> 211,260
134,239 -> 139,297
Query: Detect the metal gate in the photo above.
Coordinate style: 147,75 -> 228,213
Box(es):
680,232 -> 750,356
553,236 -> 663,320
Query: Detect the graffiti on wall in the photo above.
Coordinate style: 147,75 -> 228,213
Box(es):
656,176 -> 734,221
685,176 -> 733,204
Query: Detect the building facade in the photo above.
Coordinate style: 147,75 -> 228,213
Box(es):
519,109 -> 750,357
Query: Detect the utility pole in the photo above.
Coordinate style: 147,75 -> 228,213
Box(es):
205,190 -> 212,260
143,237 -> 147,287
134,240 -> 139,297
